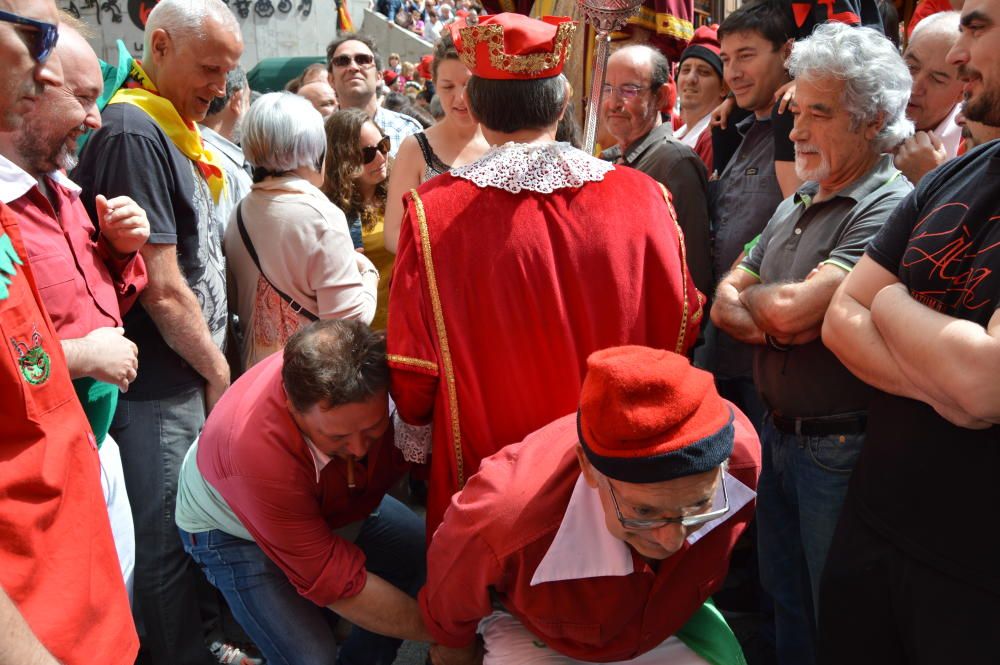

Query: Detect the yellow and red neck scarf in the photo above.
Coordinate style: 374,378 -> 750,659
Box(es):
108,60 -> 225,203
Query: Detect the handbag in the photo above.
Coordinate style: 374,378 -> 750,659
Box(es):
236,202 -> 319,321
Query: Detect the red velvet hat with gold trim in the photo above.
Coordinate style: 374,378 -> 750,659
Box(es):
449,12 -> 577,80
577,346 -> 734,483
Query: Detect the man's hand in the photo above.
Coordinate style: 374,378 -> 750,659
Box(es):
774,81 -> 796,114
893,132 -> 947,185
97,194 -> 151,258
709,96 -> 736,130
67,327 -> 138,392
205,374 -> 231,413
429,642 -> 483,665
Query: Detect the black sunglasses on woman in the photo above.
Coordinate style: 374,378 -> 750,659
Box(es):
361,136 -> 391,164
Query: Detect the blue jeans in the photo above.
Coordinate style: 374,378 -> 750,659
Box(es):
180,495 -> 425,665
756,416 -> 864,665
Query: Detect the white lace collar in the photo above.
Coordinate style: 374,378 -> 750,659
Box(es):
450,141 -> 615,194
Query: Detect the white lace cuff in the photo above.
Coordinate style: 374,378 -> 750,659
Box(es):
393,411 -> 432,464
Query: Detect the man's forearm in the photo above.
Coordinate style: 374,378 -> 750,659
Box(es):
328,573 -> 432,643
872,285 -> 1000,420
140,284 -> 228,386
61,338 -> 96,379
711,282 -> 765,344
822,290 -> 932,401
741,274 -> 839,339
0,586 -> 60,665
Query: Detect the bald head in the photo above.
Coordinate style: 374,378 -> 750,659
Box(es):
603,45 -> 671,146
905,11 -> 963,131
4,23 -> 103,175
140,0 -> 243,122
610,45 -> 670,86
143,0 -> 240,54
298,80 -> 337,118
57,22 -> 102,93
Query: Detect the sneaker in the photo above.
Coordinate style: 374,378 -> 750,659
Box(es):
209,641 -> 265,665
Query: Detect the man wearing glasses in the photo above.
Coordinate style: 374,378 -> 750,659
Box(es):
600,45 -> 713,297
422,346 -> 760,665
0,1 -> 139,664
325,33 -> 421,156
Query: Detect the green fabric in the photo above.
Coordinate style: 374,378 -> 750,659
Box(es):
98,40 -> 134,111
742,234 -> 762,257
78,40 -> 134,153
72,376 -> 118,448
0,232 -> 23,300
246,56 -> 326,93
675,598 -> 748,665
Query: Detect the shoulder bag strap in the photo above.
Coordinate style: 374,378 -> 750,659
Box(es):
236,202 -> 319,321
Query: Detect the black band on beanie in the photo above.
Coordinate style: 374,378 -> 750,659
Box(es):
679,45 -> 724,80
577,409 -> 735,484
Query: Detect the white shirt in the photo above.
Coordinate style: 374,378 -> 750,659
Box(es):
930,103 -> 963,159
674,114 -> 711,151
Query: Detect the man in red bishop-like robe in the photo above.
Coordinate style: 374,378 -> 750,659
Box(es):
387,13 -> 704,536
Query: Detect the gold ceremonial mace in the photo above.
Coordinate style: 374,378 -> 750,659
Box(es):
577,0 -> 644,153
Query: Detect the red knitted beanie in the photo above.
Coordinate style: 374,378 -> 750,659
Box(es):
578,346 -> 734,483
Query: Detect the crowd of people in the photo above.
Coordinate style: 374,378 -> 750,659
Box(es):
0,0 -> 998,664
375,0 -> 487,38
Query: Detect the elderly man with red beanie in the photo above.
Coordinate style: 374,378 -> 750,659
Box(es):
422,346 -> 760,665
388,13 -> 703,540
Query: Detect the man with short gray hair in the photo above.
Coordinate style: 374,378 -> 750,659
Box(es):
73,0 -> 244,662
711,22 -> 914,665
600,44 -> 712,296
200,65 -> 252,229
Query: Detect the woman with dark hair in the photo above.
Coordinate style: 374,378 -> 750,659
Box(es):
383,32 -> 489,253
323,108 -> 393,329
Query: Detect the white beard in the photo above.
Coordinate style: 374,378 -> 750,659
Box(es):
794,145 -> 830,183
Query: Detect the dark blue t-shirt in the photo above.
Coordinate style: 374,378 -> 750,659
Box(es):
73,103 -> 227,399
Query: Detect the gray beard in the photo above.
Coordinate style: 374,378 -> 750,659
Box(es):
59,148 -> 79,173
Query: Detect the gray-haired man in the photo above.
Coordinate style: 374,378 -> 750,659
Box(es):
199,65 -> 252,230
711,23 -> 914,665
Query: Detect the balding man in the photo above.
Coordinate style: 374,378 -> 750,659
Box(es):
73,0 -> 244,662
298,78 -> 338,118
600,44 -> 712,296
0,17 -> 152,602
0,1 -> 138,664
894,11 -> 964,183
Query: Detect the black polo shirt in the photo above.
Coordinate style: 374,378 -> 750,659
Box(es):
740,154 -> 912,417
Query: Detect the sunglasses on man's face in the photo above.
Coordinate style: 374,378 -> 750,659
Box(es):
0,9 -> 58,63
362,136 -> 391,164
331,53 -> 375,68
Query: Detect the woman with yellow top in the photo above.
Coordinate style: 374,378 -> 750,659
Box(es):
383,32 -> 490,254
323,108 -> 393,329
